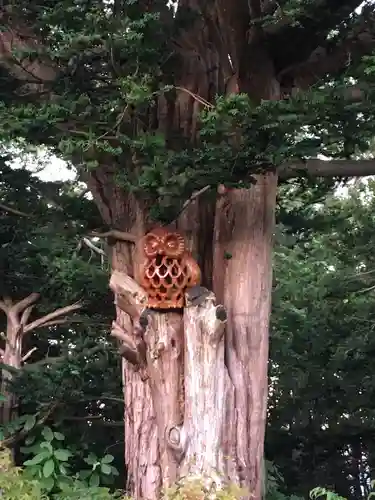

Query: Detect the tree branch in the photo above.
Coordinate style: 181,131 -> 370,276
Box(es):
20,305 -> 37,326
82,237 -> 107,256
21,347 -> 37,362
23,302 -> 82,334
0,11 -> 58,85
89,230 -> 137,243
0,202 -> 30,217
0,300 -> 9,314
11,292 -> 40,316
279,158 -> 375,179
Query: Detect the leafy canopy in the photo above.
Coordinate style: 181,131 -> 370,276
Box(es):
0,1 -> 375,220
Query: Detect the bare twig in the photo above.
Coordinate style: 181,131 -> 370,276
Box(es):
23,302 -> 82,334
21,347 -> 37,362
82,237 -> 107,256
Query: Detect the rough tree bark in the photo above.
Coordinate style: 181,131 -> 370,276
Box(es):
0,294 -> 81,435
213,176 -> 278,498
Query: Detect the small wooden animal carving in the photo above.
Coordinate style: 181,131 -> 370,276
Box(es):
138,227 -> 201,309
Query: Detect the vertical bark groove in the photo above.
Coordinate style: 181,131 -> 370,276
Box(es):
213,174 -> 278,498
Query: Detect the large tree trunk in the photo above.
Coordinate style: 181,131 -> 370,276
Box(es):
96,172 -> 277,500
213,176 -> 278,498
87,16 -> 280,497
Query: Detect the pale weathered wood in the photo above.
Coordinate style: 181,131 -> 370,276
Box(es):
166,286 -> 229,484
109,270 -> 148,319
142,311 -> 184,488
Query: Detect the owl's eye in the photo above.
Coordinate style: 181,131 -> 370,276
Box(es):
167,241 -> 176,248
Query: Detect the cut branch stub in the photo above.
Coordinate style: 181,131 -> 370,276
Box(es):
110,270 -> 148,318
166,286 -> 229,482
109,271 -> 149,379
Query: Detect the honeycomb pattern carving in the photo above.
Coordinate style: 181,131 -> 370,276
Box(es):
138,227 -> 201,309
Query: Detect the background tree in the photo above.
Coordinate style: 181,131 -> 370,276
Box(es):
0,154 -> 125,483
268,180 -> 375,500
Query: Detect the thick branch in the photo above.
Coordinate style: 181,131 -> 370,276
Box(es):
279,158 -> 375,179
20,305 -> 36,326
7,293 -> 40,336
0,300 -> 9,314
10,292 -> 40,316
23,302 -> 82,334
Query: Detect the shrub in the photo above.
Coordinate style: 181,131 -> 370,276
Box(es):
0,448 -> 124,500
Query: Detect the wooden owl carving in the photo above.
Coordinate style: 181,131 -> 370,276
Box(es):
138,227 -> 201,309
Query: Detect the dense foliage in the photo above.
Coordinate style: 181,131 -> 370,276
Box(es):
269,181 -> 375,499
0,156 -> 124,485
1,2 -> 375,221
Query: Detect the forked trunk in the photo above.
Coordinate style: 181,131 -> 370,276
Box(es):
101,173 -> 277,500
0,295 -> 81,455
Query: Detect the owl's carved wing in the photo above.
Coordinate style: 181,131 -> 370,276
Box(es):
184,254 -> 201,288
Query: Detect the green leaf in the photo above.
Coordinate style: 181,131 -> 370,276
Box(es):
58,462 -> 69,475
84,452 -> 98,465
40,441 -> 53,453
110,466 -> 119,476
54,448 -> 71,461
101,454 -> 114,464
53,431 -> 65,441
23,450 -> 50,465
43,458 -> 55,478
89,472 -> 100,487
79,469 -> 91,479
23,414 -> 37,432
101,463 -> 112,475
42,475 -> 55,492
41,426 -> 54,442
